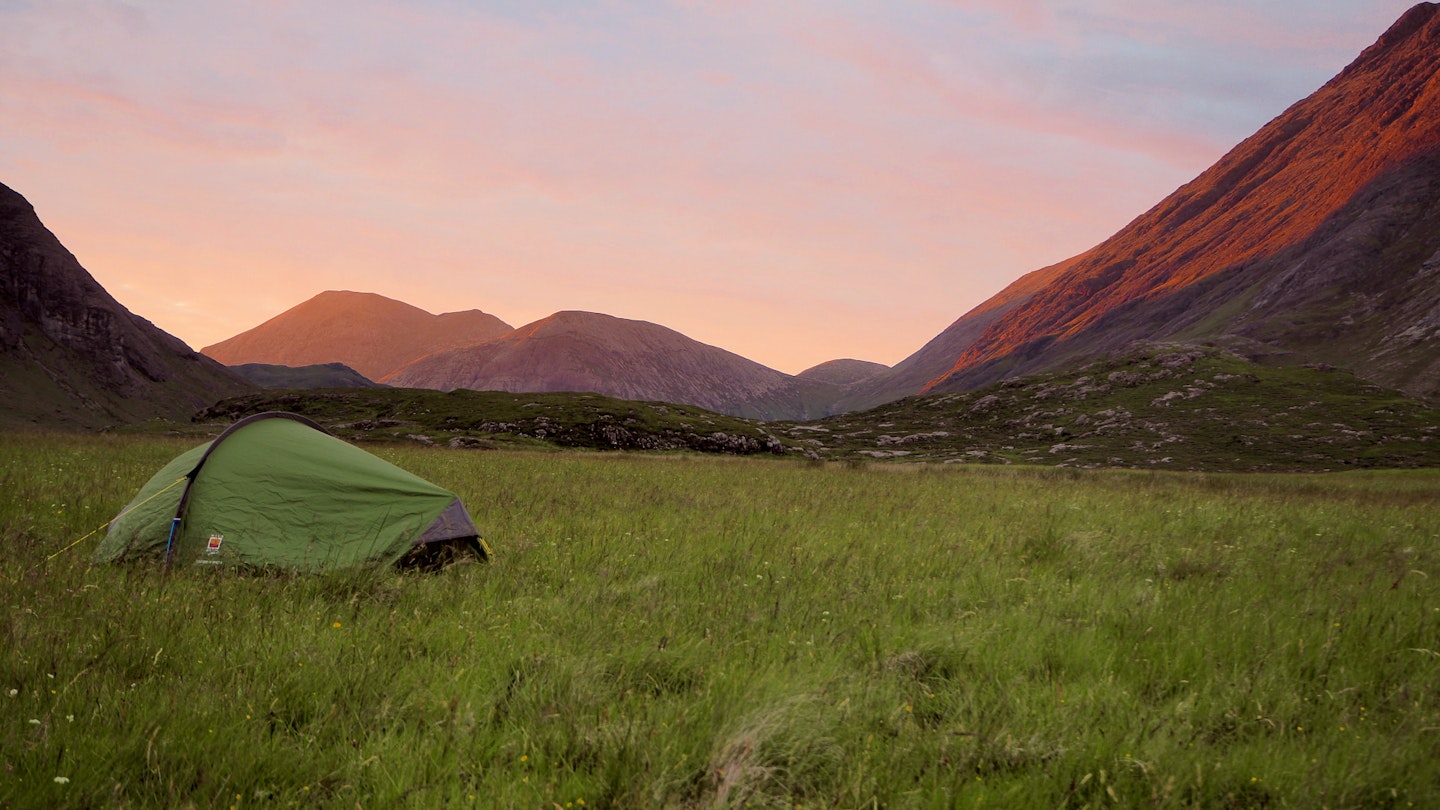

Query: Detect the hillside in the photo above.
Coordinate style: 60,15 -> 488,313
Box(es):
202,290 -> 513,381
189,345 -> 1440,472
229,362 -> 383,389
853,3 -> 1440,405
929,3 -> 1440,397
796,358 -> 890,386
194,388 -> 789,455
0,182 -> 250,429
835,256 -> 1082,412
788,344 -> 1440,471
383,310 -> 842,421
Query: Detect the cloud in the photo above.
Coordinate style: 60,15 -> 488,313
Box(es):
0,0 -> 1423,372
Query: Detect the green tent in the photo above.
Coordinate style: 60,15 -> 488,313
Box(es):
96,412 -> 487,570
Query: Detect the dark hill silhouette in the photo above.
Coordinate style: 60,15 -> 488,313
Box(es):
229,362 -> 382,389
796,358 -> 890,386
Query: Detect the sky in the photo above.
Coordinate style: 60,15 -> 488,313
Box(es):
0,1 -> 1422,375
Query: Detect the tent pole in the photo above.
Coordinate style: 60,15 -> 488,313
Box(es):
163,517 -> 181,568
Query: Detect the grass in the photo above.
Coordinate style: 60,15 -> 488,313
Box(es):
2,431 -> 1439,807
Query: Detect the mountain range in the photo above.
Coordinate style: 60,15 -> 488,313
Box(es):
5,4 -> 1440,429
198,4 -> 1440,419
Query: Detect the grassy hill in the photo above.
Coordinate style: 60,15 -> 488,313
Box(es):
190,388 -> 789,456
788,344 -> 1440,471
179,344 -> 1440,472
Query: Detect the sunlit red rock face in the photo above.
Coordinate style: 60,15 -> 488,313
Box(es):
922,3 -> 1440,398
202,290 -> 513,381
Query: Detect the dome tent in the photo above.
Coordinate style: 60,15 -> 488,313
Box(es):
96,412 -> 486,570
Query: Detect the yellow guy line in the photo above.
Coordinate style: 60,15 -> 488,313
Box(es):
0,476 -> 189,583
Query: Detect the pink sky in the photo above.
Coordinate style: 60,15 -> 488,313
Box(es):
0,1 -> 1419,374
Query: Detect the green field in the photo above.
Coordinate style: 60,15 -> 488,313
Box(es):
3,431 -> 1438,808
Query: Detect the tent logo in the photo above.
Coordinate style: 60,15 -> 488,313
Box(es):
207,534 -> 224,554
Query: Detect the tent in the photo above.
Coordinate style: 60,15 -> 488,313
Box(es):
95,412 -> 488,570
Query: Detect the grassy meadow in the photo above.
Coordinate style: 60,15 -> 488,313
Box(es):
2,430 -> 1439,808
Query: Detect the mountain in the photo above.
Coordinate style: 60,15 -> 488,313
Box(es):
861,3 -> 1440,403
202,290 -> 513,381
834,256 -> 1081,412
229,362 -> 383,389
383,310 -> 841,420
0,182 -> 251,429
796,358 -> 890,386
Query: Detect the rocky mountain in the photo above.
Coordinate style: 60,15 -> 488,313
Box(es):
854,3 -> 1440,404
834,256 -> 1081,412
383,310 -> 841,421
0,182 -> 251,429
202,290 -> 513,381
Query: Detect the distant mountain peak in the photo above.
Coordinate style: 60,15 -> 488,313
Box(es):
385,310 -> 841,420
797,359 -> 890,386
203,290 -> 513,380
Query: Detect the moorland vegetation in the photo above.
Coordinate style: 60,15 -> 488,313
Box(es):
3,431 -> 1437,807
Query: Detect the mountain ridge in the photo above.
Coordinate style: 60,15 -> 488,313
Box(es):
202,290 -> 513,381
384,310 -> 843,421
913,2 -> 1440,398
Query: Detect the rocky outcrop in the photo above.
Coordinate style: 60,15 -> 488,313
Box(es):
0,182 -> 250,428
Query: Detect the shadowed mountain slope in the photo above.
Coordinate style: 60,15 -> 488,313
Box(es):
0,182 -> 250,428
915,3 -> 1440,398
229,362 -> 382,390
383,310 -> 841,421
202,290 -> 512,381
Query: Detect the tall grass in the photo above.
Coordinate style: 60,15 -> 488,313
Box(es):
2,432 -> 1438,808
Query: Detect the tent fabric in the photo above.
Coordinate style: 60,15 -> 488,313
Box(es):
95,412 -> 483,570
